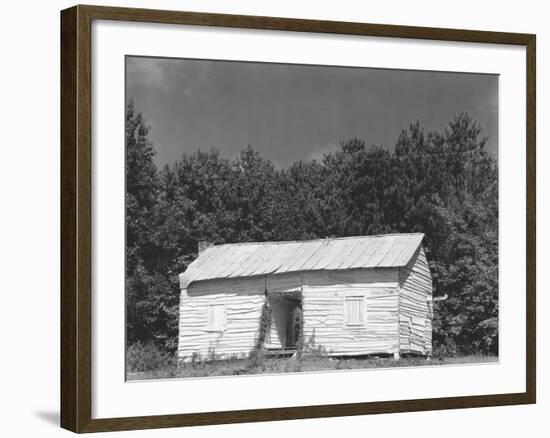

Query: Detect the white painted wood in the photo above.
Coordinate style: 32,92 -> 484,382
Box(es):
398,246 -> 433,355
301,282 -> 399,356
178,278 -> 266,360
178,254 -> 433,361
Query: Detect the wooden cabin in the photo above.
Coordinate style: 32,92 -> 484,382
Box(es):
178,233 -> 433,361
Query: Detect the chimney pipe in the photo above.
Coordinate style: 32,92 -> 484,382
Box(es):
198,240 -> 212,255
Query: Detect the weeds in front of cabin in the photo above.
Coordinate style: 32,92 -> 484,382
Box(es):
302,330 -> 329,359
125,341 -> 178,379
246,299 -> 272,371
126,303 -> 497,381
127,350 -> 498,380
126,341 -> 176,373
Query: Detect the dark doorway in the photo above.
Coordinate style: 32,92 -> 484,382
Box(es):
267,291 -> 302,350
285,297 -> 302,349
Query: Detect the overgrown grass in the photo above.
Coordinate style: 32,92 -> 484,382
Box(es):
126,343 -> 497,381
126,341 -> 178,378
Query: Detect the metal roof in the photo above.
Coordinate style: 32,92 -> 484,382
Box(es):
179,233 -> 424,288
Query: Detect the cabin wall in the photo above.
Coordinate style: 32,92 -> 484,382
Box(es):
300,269 -> 400,356
178,267 -> 404,360
398,246 -> 433,355
178,277 -> 265,360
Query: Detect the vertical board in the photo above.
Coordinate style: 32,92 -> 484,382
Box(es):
398,246 -> 433,354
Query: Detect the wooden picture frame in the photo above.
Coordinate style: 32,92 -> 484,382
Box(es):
60,4 -> 536,433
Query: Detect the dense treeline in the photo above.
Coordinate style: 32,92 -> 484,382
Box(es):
126,99 -> 498,356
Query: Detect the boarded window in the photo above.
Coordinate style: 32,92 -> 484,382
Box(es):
344,296 -> 365,326
206,304 -> 225,331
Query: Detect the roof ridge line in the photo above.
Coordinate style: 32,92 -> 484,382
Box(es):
209,233 -> 424,248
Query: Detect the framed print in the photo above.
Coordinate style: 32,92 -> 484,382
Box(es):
60,4 -> 536,433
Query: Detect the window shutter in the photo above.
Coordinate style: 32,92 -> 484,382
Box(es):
207,304 -> 225,331
344,296 -> 365,326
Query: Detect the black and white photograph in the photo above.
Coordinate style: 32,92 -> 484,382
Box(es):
0,0 -> 543,435
125,56 -> 499,380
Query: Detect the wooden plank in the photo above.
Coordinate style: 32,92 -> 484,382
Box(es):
398,246 -> 432,354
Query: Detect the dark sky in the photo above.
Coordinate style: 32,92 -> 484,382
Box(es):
126,56 -> 498,169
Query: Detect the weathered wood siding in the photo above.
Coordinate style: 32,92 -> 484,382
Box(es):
398,246 -> 433,354
178,277 -> 265,360
300,269 -> 400,356
178,267 -> 410,360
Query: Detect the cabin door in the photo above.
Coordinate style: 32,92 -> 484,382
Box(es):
285,299 -> 302,349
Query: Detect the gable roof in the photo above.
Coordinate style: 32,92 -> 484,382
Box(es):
179,233 -> 424,288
